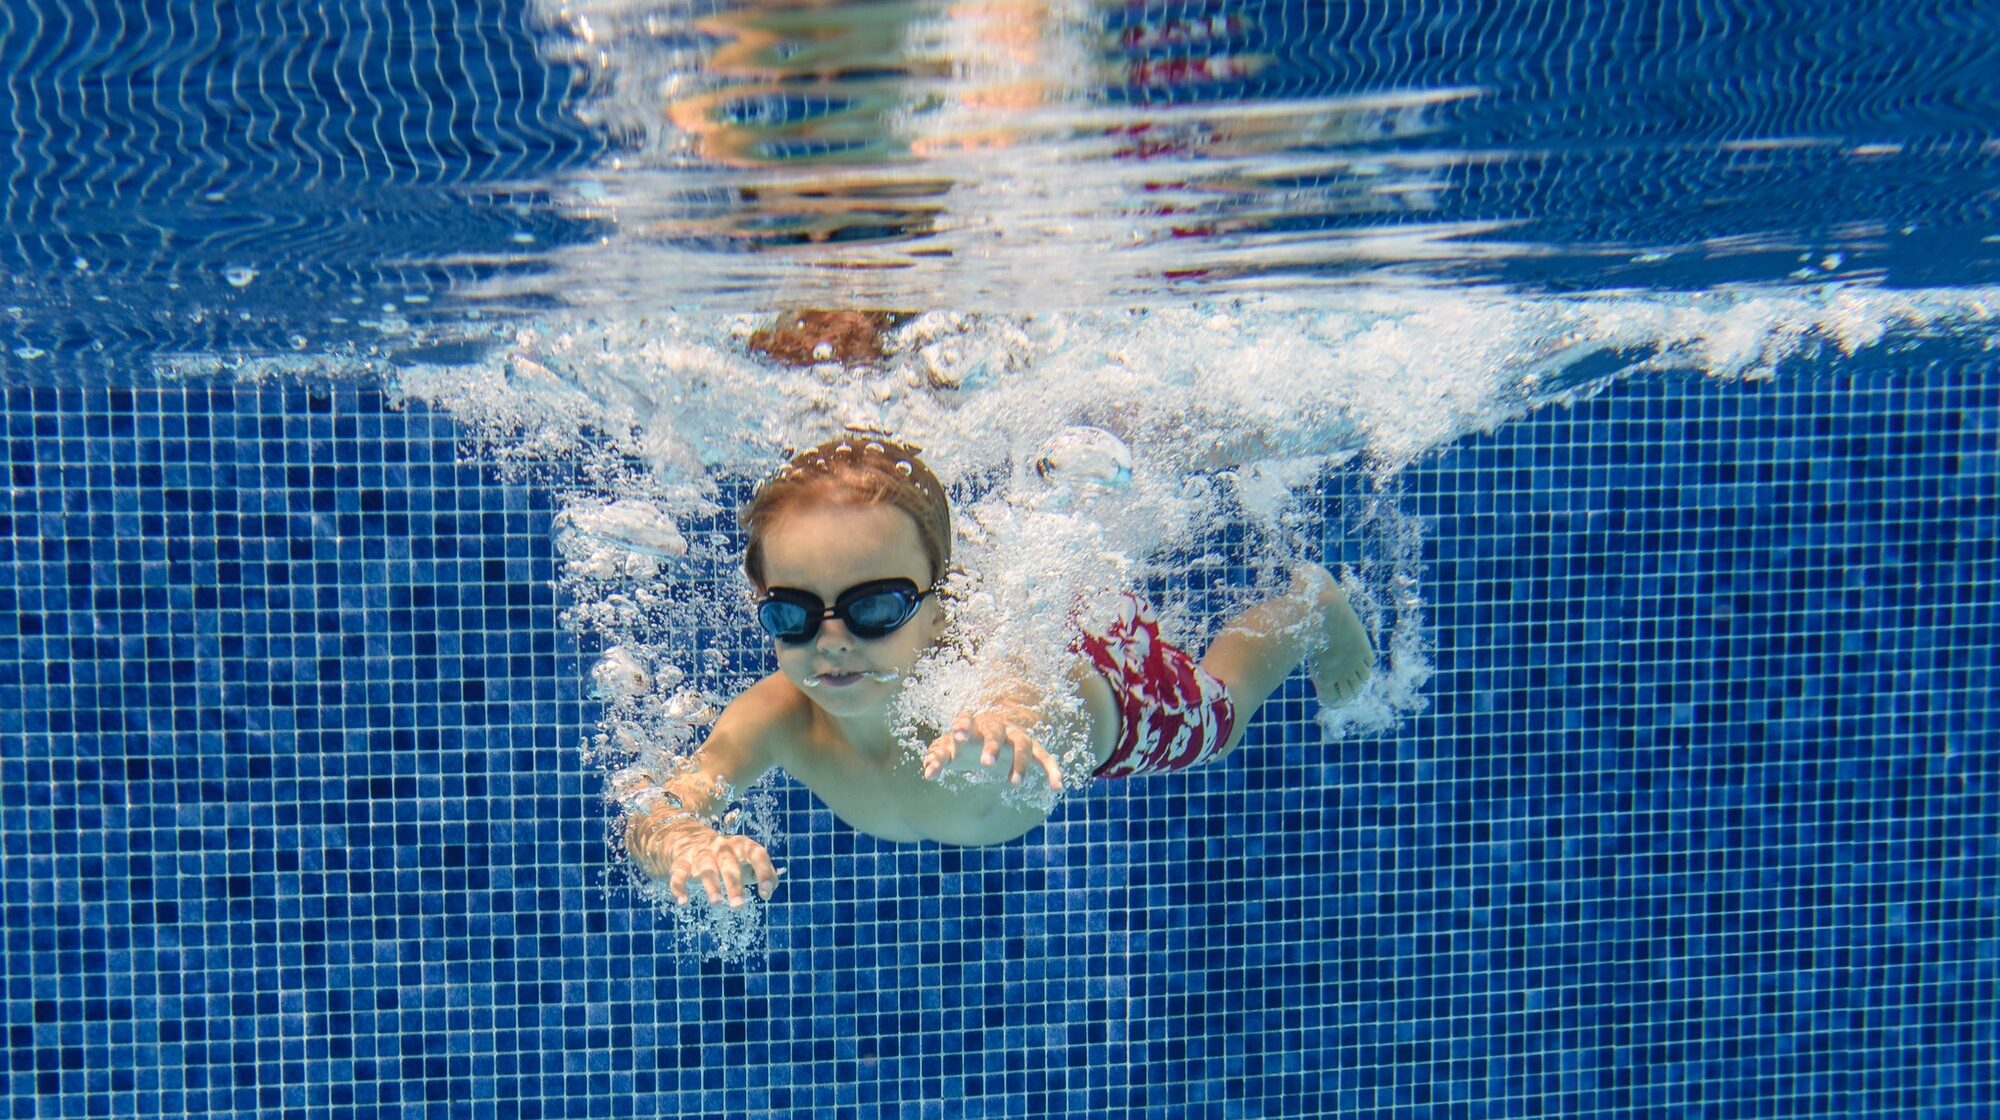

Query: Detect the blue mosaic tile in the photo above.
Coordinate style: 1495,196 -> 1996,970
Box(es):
1,363 -> 1996,1118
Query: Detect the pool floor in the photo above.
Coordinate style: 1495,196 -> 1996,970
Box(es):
3,353 -> 1995,1118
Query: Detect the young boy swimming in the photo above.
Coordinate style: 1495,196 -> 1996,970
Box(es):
620,435 -> 1374,907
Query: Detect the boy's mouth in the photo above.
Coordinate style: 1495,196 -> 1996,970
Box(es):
804,669 -> 901,689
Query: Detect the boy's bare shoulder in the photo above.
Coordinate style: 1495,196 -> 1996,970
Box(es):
714,671 -> 814,766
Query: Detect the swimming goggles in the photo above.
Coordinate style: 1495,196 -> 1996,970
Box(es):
755,578 -> 934,644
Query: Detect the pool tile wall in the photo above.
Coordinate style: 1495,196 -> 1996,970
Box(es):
2,362 -> 1994,1118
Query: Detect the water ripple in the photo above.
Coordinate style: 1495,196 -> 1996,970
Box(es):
3,0 -> 1999,375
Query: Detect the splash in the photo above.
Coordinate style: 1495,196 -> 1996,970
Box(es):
386,281 -> 1998,956
1314,482 -> 1433,741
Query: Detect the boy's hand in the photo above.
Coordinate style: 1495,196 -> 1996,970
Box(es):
922,709 -> 1064,791
666,834 -> 782,908
630,810 -> 782,907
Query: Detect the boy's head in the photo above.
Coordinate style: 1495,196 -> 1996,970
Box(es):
742,435 -> 952,593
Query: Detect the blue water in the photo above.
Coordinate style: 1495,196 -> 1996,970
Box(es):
4,2 -> 1998,1118
8,357 -> 1992,1117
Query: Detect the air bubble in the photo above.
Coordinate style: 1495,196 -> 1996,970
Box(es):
511,231 -> 537,244
811,342 -> 834,361
590,647 -> 653,699
1034,426 -> 1133,490
290,335 -> 309,350
555,498 -> 689,563
13,347 -> 45,360
894,460 -> 914,475
224,266 -> 256,287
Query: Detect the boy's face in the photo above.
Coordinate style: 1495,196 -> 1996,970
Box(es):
756,501 -> 945,717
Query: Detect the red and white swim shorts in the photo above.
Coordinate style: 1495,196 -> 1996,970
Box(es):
1071,592 -> 1238,779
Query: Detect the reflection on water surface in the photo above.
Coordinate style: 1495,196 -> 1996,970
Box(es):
507,0 -> 2000,311
516,0 -> 1477,308
3,0 -> 1998,368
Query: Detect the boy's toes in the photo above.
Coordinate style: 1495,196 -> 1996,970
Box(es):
1300,565 -> 1374,706
1311,657 -> 1373,705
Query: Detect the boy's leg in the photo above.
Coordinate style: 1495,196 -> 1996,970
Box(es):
1200,563 -> 1373,759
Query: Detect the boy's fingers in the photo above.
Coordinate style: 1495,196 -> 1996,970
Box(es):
741,863 -> 769,898
718,861 -> 747,907
1038,748 -> 1063,790
923,735 -> 955,777
683,858 -> 707,899
694,853 -> 725,903
659,842 -> 783,908
750,850 -> 780,895
1007,728 -> 1033,784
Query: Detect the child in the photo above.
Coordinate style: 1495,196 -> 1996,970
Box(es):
620,435 -> 1374,907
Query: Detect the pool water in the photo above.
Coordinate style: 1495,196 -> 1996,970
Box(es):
9,356 -> 1992,1118
4,1 -> 1998,1118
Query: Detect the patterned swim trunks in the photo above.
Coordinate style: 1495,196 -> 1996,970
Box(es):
1072,592 -> 1238,779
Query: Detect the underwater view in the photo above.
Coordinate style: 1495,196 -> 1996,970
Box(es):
3,1 -> 1996,1117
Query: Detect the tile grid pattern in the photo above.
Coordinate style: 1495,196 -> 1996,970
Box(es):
1,362 -> 1994,1118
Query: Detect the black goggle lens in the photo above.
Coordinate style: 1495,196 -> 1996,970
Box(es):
756,579 -> 931,644
755,598 -> 813,641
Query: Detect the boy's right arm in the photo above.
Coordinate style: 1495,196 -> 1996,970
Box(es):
618,676 -> 790,906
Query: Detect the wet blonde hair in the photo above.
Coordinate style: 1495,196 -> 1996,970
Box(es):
742,434 -> 952,592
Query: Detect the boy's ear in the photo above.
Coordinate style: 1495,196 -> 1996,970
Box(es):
929,568 -> 963,634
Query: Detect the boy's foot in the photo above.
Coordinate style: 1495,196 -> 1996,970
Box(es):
1291,563 -> 1374,705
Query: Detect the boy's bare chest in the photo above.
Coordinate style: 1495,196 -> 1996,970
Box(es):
783,735 -> 1042,845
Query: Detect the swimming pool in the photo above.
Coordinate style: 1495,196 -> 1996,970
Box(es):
4,2 -> 1996,1118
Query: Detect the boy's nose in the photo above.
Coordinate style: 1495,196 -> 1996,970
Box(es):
814,619 -> 856,651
